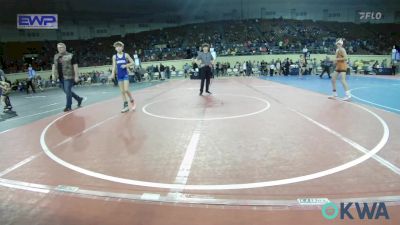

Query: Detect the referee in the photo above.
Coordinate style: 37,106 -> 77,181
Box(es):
26,64 -> 36,94
195,43 -> 215,96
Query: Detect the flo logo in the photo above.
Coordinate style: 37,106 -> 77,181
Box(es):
322,202 -> 390,220
359,12 -> 382,20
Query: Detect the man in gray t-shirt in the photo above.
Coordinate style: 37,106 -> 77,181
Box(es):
195,43 -> 215,95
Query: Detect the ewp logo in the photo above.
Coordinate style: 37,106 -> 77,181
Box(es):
322,202 -> 390,220
17,14 -> 58,29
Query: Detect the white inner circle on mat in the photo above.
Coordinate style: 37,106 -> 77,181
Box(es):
142,94 -> 271,121
40,97 -> 389,191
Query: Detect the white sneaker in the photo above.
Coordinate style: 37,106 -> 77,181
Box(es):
342,95 -> 352,101
328,91 -> 338,99
121,107 -> 129,113
328,95 -> 338,100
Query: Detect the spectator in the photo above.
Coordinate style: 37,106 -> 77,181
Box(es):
320,56 -> 332,78
160,63 -> 165,80
276,59 -> 281,75
372,60 -> 380,74
165,66 -> 170,79
391,60 -> 397,75
312,58 -> 318,75
36,75 -> 44,92
269,62 -> 275,76
302,45 -> 308,58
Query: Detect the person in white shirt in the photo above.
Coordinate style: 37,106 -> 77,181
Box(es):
302,46 -> 308,58
269,63 -> 276,76
392,45 -> 397,61
276,60 -> 281,75
299,55 -> 306,78
242,62 -> 247,76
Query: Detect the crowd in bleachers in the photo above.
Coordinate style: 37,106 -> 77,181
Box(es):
1,18 -> 399,74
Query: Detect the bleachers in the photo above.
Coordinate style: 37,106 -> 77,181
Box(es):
1,19 -> 399,74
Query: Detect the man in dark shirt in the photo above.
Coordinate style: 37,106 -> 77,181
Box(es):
284,58 -> 290,76
320,56 -> 332,79
195,43 -> 215,96
160,63 -> 165,80
52,43 -> 83,112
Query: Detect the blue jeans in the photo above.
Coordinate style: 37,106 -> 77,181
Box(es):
60,79 -> 80,109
